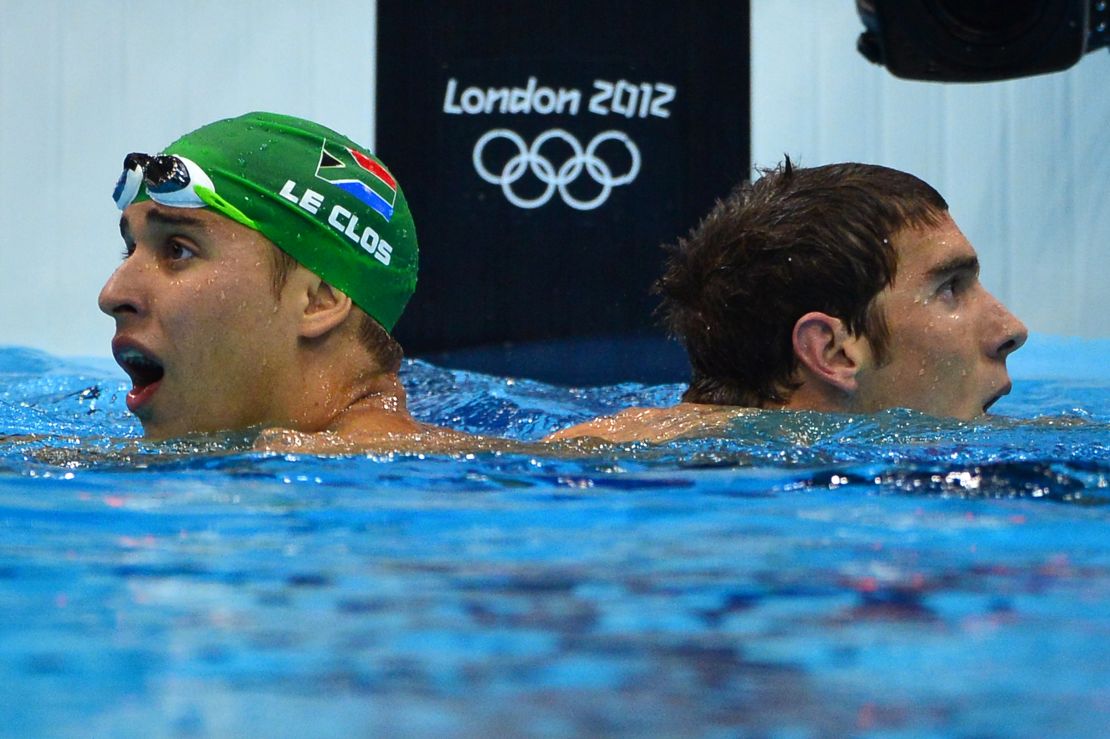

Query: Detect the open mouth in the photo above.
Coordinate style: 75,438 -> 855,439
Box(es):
116,347 -> 164,387
113,343 -> 165,413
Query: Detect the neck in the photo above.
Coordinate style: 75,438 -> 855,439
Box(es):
774,374 -> 855,414
274,333 -> 418,434
324,371 -> 421,435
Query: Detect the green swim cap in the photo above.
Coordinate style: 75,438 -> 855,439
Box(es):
134,112 -> 417,332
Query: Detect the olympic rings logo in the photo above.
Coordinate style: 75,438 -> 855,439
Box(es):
472,128 -> 641,211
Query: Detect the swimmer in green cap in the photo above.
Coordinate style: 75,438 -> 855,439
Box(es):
100,112 -> 468,451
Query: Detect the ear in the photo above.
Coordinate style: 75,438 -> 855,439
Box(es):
298,278 -> 353,339
791,312 -> 868,394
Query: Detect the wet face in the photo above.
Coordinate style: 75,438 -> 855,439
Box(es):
99,201 -> 306,439
853,214 -> 1028,419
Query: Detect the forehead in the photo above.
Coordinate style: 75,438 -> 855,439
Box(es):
890,213 -> 976,278
121,201 -> 261,242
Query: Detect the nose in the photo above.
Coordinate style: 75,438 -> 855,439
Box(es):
97,254 -> 148,320
986,293 -> 1028,361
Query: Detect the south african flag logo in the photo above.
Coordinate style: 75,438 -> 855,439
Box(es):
315,142 -> 398,221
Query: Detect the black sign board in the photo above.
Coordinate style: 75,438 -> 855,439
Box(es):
377,1 -> 750,381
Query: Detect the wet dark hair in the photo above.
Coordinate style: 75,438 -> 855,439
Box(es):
269,248 -> 404,373
656,160 -> 949,407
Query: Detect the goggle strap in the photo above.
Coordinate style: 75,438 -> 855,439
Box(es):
194,185 -> 259,231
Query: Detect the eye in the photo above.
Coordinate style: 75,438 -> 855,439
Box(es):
937,274 -> 971,302
166,238 -> 197,262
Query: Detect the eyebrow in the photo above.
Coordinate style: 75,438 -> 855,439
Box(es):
120,208 -> 205,242
143,208 -> 207,228
926,254 -> 980,281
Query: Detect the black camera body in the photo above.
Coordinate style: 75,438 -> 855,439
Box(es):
857,0 -> 1109,81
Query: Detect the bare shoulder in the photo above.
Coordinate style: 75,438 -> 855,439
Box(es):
544,403 -> 756,444
253,423 -> 530,455
253,403 -> 485,454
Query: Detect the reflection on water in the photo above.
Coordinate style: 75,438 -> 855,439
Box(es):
0,347 -> 1108,736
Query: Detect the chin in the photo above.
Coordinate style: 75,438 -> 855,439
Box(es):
138,414 -> 195,441
949,405 -> 986,421
139,423 -> 174,441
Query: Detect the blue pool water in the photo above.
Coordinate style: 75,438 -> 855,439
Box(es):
1,337 -> 1108,737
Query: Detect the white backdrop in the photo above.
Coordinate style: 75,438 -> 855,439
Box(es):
1,0 -> 1106,359
0,0 -> 377,357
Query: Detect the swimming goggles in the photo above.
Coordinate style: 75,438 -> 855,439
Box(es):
112,152 -> 257,228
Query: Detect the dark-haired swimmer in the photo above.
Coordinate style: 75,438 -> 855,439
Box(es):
548,161 -> 1028,444
100,112 -> 479,453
